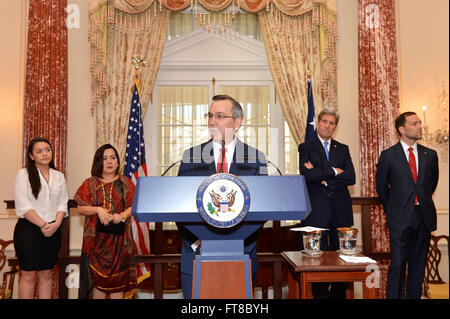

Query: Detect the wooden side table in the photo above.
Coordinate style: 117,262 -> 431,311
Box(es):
281,251 -> 387,299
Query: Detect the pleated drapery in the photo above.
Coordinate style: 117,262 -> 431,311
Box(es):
358,0 -> 400,298
89,1 -> 169,167
259,3 -> 337,144
23,0 -> 68,175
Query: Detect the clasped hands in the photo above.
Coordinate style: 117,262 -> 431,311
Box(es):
304,161 -> 344,185
40,221 -> 59,238
97,207 -> 125,225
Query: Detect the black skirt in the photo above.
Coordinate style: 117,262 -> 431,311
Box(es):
13,218 -> 62,271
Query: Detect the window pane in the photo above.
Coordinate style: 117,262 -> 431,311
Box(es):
219,85 -> 270,159
157,86 -> 209,176
285,122 -> 299,175
167,11 -> 262,42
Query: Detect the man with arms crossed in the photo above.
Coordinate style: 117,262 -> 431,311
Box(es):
298,107 -> 356,299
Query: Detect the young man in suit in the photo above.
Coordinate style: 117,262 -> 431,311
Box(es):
298,107 -> 356,299
177,94 -> 267,299
376,112 -> 439,299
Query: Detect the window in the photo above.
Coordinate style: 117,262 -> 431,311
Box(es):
156,85 -> 274,176
149,14 -> 299,177
167,11 -> 262,41
218,85 -> 271,160
157,86 -> 209,176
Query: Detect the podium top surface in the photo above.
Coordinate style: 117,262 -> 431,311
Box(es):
132,175 -> 311,223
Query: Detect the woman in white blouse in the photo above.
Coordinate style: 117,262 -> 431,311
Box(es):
13,138 -> 68,299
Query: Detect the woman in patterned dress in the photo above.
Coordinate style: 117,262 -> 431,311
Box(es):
75,144 -> 137,299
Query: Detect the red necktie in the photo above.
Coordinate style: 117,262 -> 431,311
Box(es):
217,147 -> 228,173
408,147 -> 418,205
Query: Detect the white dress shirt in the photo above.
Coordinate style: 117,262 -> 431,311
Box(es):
317,135 -> 331,154
213,138 -> 237,171
14,168 -> 69,222
400,140 -> 419,172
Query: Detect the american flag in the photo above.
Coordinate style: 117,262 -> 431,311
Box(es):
124,79 -> 151,283
305,78 -> 316,142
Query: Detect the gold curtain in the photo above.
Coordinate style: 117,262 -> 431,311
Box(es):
88,0 -> 336,160
259,3 -> 337,144
89,1 -> 169,168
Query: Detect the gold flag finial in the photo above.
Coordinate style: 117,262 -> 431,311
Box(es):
306,69 -> 311,80
132,57 -> 147,80
132,57 -> 147,71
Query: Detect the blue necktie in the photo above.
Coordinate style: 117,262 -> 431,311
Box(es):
323,141 -> 329,160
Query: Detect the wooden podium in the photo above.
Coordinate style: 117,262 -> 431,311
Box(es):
132,175 -> 311,298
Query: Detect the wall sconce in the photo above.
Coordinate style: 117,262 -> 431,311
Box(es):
421,82 -> 449,161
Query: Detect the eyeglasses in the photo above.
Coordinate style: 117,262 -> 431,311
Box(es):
204,112 -> 233,121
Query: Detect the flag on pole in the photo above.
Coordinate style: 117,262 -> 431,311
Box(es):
124,78 -> 151,284
305,78 -> 316,142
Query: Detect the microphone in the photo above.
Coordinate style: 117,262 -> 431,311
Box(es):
235,155 -> 283,176
219,140 -> 226,173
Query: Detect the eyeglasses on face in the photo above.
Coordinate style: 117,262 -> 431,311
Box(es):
204,112 -> 233,121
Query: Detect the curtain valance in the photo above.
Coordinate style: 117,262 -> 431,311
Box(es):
90,0 -> 336,16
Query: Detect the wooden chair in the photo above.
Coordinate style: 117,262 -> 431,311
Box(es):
0,239 -> 18,299
423,234 -> 449,299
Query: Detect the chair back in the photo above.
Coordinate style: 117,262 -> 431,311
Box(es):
425,234 -> 449,284
0,239 -> 13,272
0,239 -> 17,299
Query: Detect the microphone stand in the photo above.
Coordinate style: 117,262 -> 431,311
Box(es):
219,140 -> 225,173
266,160 -> 283,176
160,159 -> 182,177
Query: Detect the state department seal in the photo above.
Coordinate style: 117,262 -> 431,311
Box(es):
196,173 -> 250,228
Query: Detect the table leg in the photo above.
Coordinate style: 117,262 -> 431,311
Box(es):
288,269 -> 300,299
362,283 -> 376,299
345,282 -> 355,299
300,274 -> 313,299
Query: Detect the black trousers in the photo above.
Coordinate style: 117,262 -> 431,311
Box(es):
387,206 -> 430,299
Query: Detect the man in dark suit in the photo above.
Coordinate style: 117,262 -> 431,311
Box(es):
298,107 -> 356,299
177,94 -> 267,299
376,111 -> 439,299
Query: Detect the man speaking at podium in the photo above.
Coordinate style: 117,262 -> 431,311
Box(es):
177,94 -> 268,298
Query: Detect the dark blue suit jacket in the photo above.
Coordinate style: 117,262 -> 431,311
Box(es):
298,135 -> 356,228
177,139 -> 267,278
375,142 -> 439,231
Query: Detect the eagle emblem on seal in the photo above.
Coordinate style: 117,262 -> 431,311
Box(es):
208,189 -> 237,215
197,173 -> 250,228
